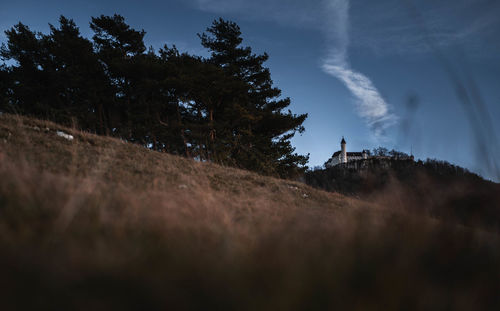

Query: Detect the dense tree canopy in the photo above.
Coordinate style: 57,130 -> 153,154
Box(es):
0,15 -> 308,178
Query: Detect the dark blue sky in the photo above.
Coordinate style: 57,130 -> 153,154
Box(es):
2,0 -> 500,180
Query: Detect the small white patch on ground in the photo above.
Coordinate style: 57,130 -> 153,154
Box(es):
56,131 -> 74,141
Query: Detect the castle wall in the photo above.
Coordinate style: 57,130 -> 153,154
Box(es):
326,155 -> 341,167
348,155 -> 365,161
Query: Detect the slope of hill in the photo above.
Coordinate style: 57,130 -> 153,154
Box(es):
1,114 -> 500,310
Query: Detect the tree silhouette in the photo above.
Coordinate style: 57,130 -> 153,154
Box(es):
199,18 -> 309,177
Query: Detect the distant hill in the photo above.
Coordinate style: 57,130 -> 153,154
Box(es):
1,113 -> 500,310
305,158 -> 499,229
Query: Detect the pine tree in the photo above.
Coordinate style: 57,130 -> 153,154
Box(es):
157,46 -> 194,156
199,18 -> 309,177
1,23 -> 49,118
90,14 -> 147,138
45,16 -> 110,131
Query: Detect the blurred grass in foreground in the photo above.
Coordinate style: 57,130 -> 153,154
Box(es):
0,114 -> 499,310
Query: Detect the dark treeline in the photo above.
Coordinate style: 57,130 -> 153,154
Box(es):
0,15 -> 308,178
307,158 -> 483,195
369,146 -> 410,158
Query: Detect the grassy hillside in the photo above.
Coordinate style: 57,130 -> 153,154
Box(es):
1,114 -> 500,310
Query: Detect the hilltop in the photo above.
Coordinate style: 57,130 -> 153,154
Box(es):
1,114 -> 500,310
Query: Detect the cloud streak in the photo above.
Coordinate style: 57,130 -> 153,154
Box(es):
189,0 -> 397,137
322,0 -> 396,138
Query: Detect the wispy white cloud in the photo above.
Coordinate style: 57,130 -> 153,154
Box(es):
322,64 -> 396,135
322,0 -> 396,138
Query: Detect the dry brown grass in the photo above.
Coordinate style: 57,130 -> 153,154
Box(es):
1,114 -> 499,310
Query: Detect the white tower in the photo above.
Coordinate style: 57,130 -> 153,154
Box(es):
341,137 -> 347,163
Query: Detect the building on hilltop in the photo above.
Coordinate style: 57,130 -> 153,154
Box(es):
325,137 -> 414,168
325,137 -> 369,167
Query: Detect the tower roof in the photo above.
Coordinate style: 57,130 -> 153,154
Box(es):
341,137 -> 346,144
